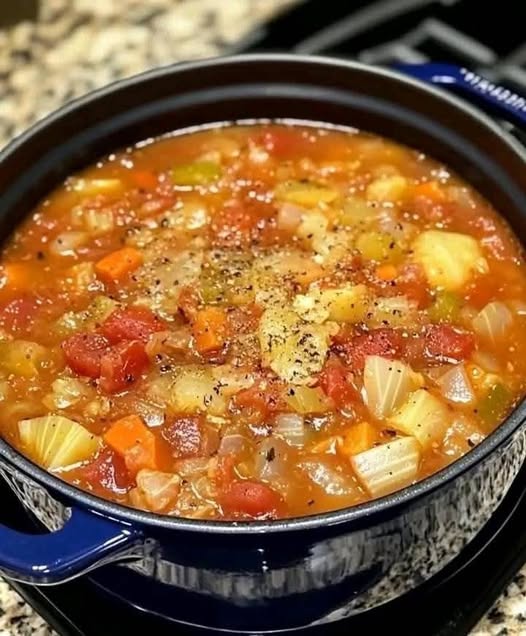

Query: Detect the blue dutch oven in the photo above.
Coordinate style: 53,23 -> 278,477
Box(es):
0,55 -> 525,633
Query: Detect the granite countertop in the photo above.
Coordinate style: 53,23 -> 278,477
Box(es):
0,1 -> 524,634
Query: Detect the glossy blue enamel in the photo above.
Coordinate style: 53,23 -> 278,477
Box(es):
0,503 -> 141,584
395,63 -> 526,128
0,56 -> 524,632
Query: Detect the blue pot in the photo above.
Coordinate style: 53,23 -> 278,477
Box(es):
0,55 -> 525,633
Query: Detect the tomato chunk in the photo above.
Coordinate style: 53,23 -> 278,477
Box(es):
339,328 -> 404,371
423,324 -> 475,364
101,306 -> 166,344
162,416 -> 203,458
74,448 -> 133,494
99,340 -> 149,393
219,480 -> 283,518
62,332 -> 110,378
318,361 -> 357,408
256,128 -> 307,159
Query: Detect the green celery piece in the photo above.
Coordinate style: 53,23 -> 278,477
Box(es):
171,161 -> 221,186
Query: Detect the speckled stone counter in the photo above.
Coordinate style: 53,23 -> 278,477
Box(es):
0,1 -> 524,634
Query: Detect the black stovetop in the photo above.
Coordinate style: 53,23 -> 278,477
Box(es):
4,1 -> 526,634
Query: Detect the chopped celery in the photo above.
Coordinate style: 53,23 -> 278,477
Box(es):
478,383 -> 513,430
171,161 -> 221,186
428,291 -> 461,323
355,231 -> 403,263
275,181 -> 338,207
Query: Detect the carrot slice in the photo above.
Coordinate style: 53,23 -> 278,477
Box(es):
95,247 -> 143,284
375,264 -> 398,282
192,307 -> 228,353
0,263 -> 35,291
103,415 -> 170,474
132,170 -> 158,191
339,422 -> 379,456
413,180 -> 446,203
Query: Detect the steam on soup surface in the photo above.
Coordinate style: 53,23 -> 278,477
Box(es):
1,123 -> 525,520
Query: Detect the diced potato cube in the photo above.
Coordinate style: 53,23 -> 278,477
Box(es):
388,389 -> 450,449
258,307 -> 334,384
412,230 -> 488,291
366,175 -> 408,202
294,284 -> 370,325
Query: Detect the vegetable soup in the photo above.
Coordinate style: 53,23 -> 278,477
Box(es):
1,123 -> 525,520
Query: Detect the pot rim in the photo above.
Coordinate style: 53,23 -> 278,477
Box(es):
0,53 -> 525,535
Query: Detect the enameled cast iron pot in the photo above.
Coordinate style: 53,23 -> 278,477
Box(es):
0,55 -> 525,633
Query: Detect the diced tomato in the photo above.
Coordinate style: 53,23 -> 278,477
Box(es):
339,328 -> 404,371
0,295 -> 39,333
75,448 -> 133,494
99,340 -> 149,393
234,379 -> 286,417
219,479 -> 283,518
161,416 -> 203,458
62,332 -> 110,378
211,200 -> 254,248
101,306 -> 166,344
132,170 -> 158,191
256,128 -> 307,160
318,361 -> 357,408
395,263 -> 431,308
422,324 -> 475,364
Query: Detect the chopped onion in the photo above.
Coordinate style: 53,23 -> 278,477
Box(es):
274,413 -> 305,447
509,300 -> 526,316
254,437 -> 290,483
43,376 -> 90,410
364,355 -> 423,419
135,469 -> 180,513
218,433 -> 253,456
133,399 -> 165,428
83,208 -> 115,234
50,231 -> 88,256
436,364 -> 475,404
351,436 -> 421,497
471,350 -> 501,373
472,301 -> 513,344
174,457 -> 210,477
299,459 -> 358,496
277,203 -> 305,232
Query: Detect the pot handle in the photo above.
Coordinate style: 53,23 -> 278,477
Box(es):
395,63 -> 526,129
0,505 -> 143,584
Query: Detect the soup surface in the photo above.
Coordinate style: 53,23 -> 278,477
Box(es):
1,123 -> 525,520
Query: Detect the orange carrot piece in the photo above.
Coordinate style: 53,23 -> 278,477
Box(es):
132,170 -> 158,191
0,263 -> 35,291
413,180 -> 446,203
375,264 -> 398,281
103,415 -> 169,474
339,422 -> 379,456
95,247 -> 143,284
192,307 -> 228,353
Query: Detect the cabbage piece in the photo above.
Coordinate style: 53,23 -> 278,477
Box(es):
299,458 -> 360,496
412,230 -> 488,291
472,301 -> 513,344
132,469 -> 181,513
364,356 -> 424,419
351,436 -> 421,497
388,389 -> 450,449
274,413 -> 305,447
169,367 -> 227,416
366,295 -> 420,328
284,386 -> 332,414
18,415 -> 100,470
